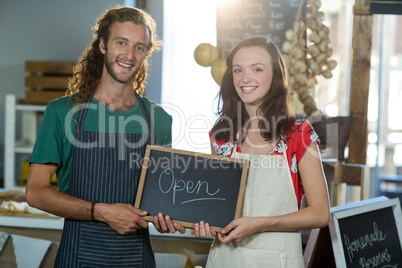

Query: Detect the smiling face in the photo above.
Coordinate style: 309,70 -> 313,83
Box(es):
232,46 -> 273,111
99,21 -> 150,84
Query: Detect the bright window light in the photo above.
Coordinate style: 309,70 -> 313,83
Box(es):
368,132 -> 377,144
388,70 -> 402,130
162,0 -> 218,153
324,103 -> 339,117
394,145 -> 402,166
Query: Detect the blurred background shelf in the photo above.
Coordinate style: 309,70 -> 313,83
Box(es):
4,94 -> 46,190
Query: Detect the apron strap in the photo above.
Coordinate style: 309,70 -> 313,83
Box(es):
75,96 -> 92,131
135,92 -> 155,145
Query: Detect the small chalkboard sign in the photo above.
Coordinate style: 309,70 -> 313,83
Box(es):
134,145 -> 249,232
216,0 -> 306,56
330,198 -> 402,267
304,197 -> 402,267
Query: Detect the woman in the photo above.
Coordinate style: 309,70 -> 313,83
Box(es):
193,36 -> 330,267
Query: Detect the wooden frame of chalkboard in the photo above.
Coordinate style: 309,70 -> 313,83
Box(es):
328,197 -> 402,267
134,145 -> 249,232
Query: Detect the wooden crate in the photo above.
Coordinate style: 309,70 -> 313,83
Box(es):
25,61 -> 76,104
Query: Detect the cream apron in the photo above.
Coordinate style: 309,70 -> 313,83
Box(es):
206,141 -> 304,268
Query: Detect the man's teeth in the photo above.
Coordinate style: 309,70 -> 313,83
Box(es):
118,62 -> 133,68
242,86 -> 256,92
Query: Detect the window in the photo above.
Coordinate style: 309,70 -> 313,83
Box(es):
162,0 -> 219,153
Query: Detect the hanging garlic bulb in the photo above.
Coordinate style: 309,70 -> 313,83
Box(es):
282,0 -> 337,116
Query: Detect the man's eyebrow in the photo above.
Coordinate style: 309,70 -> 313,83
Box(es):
136,42 -> 148,47
114,37 -> 129,41
113,37 -> 147,47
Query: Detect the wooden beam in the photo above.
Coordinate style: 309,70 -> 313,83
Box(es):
347,0 -> 373,165
334,163 -> 365,186
353,5 -> 370,15
333,163 -> 365,206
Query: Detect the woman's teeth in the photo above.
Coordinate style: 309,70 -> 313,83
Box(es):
242,86 -> 256,92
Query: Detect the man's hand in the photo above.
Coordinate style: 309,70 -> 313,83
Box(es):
95,203 -> 149,235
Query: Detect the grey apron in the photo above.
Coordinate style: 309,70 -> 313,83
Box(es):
54,94 -> 155,268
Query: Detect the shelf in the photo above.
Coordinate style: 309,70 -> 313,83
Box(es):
15,104 -> 46,112
0,215 -> 64,230
4,94 -> 46,190
15,148 -> 34,154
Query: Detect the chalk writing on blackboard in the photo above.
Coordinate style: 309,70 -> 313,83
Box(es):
343,221 -> 390,266
304,197 -> 402,267
217,0 -> 306,56
335,200 -> 402,268
158,168 -> 225,205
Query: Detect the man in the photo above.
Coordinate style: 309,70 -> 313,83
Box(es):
26,6 -> 184,267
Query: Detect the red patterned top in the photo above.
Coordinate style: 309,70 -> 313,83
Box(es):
210,119 -> 320,209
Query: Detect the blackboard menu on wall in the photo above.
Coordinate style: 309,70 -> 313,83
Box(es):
216,0 -> 306,56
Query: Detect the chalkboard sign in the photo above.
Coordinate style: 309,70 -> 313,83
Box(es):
370,0 -> 402,15
134,145 -> 249,232
331,197 -> 402,267
304,197 -> 402,267
216,0 -> 306,56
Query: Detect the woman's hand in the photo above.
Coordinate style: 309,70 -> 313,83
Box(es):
191,221 -> 216,238
153,212 -> 186,234
217,217 -> 261,244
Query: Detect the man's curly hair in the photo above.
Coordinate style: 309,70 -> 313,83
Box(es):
66,6 -> 162,105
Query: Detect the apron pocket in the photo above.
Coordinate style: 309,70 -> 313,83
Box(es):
78,221 -> 143,268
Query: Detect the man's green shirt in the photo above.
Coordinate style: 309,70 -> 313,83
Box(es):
29,94 -> 172,192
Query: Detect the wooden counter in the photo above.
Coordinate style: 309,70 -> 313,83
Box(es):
0,215 -> 63,268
